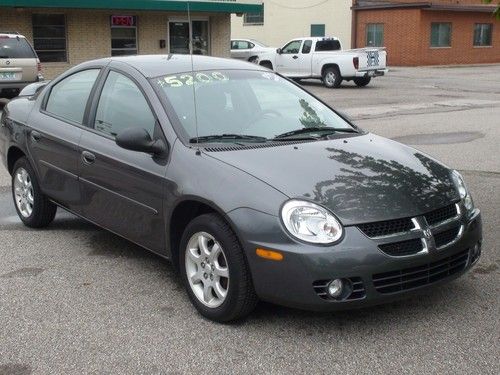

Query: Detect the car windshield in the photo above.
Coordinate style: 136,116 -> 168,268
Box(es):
153,70 -> 354,142
0,37 -> 36,58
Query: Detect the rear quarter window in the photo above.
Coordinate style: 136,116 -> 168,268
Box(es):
315,39 -> 341,52
0,37 -> 36,59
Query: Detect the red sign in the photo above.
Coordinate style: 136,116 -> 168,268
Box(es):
111,16 -> 136,27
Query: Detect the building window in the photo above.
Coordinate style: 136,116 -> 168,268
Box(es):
311,24 -> 326,37
431,23 -> 452,47
474,23 -> 492,46
111,16 -> 138,56
244,6 -> 264,25
32,14 -> 67,62
366,24 -> 384,47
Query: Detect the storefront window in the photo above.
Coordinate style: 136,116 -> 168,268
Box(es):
111,16 -> 138,56
32,14 -> 67,62
366,24 -> 384,47
473,24 -> 492,46
431,23 -> 452,47
169,20 -> 209,55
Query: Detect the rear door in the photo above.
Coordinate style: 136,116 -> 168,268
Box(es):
231,40 -> 254,60
275,40 -> 303,76
78,66 -> 167,252
27,68 -> 101,211
0,36 -> 38,84
297,39 -> 313,76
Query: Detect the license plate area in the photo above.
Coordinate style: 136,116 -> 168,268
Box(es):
0,72 -> 18,80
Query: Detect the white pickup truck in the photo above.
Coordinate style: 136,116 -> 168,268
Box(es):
256,37 -> 388,88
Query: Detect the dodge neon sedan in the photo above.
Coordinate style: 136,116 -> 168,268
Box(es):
0,55 -> 482,322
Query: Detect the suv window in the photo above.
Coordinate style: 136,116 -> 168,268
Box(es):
282,40 -> 302,54
0,37 -> 36,58
94,71 -> 155,138
45,69 -> 100,124
315,39 -> 341,51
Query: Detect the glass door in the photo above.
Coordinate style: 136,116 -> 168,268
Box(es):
168,20 -> 209,55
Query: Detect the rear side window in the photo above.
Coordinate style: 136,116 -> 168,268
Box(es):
45,69 -> 100,124
315,39 -> 341,51
94,71 -> 156,138
0,37 -> 36,58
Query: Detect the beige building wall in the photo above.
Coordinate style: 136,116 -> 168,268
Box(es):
0,8 -> 231,79
231,0 -> 352,49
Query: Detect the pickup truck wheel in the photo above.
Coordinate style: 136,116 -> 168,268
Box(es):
12,157 -> 57,228
354,77 -> 371,87
180,213 -> 258,322
322,67 -> 342,88
260,61 -> 273,70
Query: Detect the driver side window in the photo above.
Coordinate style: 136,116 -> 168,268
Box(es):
281,40 -> 302,54
94,71 -> 156,138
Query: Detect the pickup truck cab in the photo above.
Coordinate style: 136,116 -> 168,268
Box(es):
257,37 -> 388,88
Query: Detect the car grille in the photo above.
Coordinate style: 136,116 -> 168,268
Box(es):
372,249 -> 469,294
434,226 -> 461,248
379,238 -> 424,257
313,277 -> 366,301
424,203 -> 458,226
358,217 -> 414,238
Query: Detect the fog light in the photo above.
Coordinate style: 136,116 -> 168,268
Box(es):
327,279 -> 344,298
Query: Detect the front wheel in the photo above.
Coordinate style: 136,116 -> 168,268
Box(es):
12,157 -> 57,228
180,213 -> 258,322
322,66 -> 342,88
353,77 -> 371,87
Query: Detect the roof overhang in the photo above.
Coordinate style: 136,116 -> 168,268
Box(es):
0,0 -> 263,13
352,1 -> 496,13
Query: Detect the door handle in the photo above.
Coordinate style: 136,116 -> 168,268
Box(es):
292,55 -> 299,59
30,131 -> 42,142
81,151 -> 96,165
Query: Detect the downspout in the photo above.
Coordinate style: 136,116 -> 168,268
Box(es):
351,0 -> 358,49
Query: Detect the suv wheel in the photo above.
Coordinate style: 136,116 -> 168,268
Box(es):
12,157 -> 57,228
180,213 -> 258,322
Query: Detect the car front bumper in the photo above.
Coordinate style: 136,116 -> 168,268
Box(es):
228,207 -> 482,311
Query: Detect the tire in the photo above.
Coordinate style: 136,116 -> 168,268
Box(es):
322,66 -> 342,88
179,213 -> 258,322
11,157 -> 57,228
260,61 -> 273,70
353,77 -> 371,87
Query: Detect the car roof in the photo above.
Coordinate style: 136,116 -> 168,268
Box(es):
86,54 -> 268,78
0,32 -> 27,39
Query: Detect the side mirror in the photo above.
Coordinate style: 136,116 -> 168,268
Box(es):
115,127 -> 166,155
276,48 -> 282,54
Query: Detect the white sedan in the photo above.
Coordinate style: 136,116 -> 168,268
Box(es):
230,39 -> 275,63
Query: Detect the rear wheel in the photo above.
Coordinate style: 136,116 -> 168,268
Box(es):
179,213 -> 258,322
12,157 -> 57,228
353,77 -> 371,87
322,66 -> 342,88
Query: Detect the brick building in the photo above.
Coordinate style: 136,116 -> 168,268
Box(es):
0,0 -> 262,79
352,0 -> 500,66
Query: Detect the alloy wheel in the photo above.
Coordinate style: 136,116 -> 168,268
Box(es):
13,168 -> 34,218
185,232 -> 230,308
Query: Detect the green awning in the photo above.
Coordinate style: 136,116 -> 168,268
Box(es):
0,0 -> 263,13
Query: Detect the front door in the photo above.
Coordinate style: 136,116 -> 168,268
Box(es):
27,69 -> 101,211
169,20 -> 209,55
78,69 -> 167,252
276,40 -> 302,76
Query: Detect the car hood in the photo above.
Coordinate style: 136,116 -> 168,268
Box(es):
205,133 -> 459,225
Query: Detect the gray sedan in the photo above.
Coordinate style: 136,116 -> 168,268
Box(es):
0,55 -> 482,322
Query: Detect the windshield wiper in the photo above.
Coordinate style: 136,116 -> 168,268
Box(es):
189,134 -> 268,143
273,126 -> 357,140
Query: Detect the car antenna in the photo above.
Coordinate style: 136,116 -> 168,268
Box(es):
187,1 -> 201,154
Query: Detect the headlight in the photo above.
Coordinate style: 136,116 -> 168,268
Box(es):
281,200 -> 343,244
452,170 -> 474,212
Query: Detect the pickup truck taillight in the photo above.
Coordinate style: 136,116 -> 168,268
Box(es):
353,57 -> 359,70
37,62 -> 42,72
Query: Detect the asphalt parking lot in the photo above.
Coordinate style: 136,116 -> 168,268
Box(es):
0,65 -> 499,374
